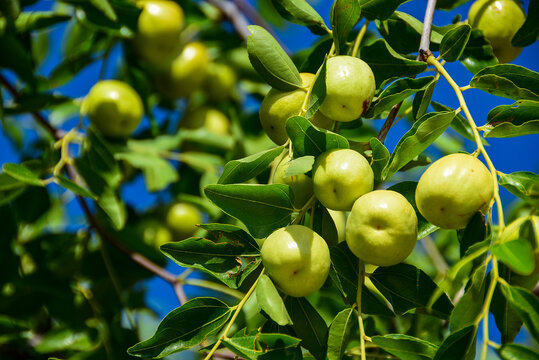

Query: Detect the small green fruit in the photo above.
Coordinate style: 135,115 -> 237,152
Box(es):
84,80 -> 144,138
261,225 -> 330,297
313,149 -> 374,211
346,190 -> 418,267
272,154 -> 313,209
156,42 -> 210,99
182,107 -> 230,135
133,0 -> 184,65
468,0 -> 526,63
319,56 -> 375,122
415,153 -> 494,230
203,62 -> 237,101
259,73 -> 334,145
166,202 -> 203,239
141,221 -> 173,247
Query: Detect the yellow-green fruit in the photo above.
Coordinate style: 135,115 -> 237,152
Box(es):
166,202 -> 203,239
468,0 -> 526,63
416,153 -> 494,230
203,62 -> 237,101
156,42 -> 210,99
319,56 -> 375,122
261,225 -> 330,297
182,107 -> 230,135
346,190 -> 418,267
141,221 -> 173,247
83,80 -> 144,138
259,73 -> 334,145
272,154 -> 313,209
313,149 -> 374,211
133,0 -> 184,65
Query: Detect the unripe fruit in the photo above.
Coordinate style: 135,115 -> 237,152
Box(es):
141,221 -> 173,247
133,0 -> 184,65
182,107 -> 230,135
156,42 -> 210,99
83,80 -> 144,138
415,153 -> 494,230
166,202 -> 203,239
346,190 -> 418,267
272,154 -> 313,209
259,73 -> 334,145
313,149 -> 374,211
468,0 -> 526,63
203,62 -> 237,101
319,56 -> 375,122
261,225 -> 330,297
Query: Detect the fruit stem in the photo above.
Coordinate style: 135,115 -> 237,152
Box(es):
357,260 -> 367,360
203,269 -> 265,360
426,55 -> 505,232
351,20 -> 370,58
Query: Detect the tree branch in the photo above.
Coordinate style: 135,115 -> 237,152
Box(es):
206,0 -> 251,40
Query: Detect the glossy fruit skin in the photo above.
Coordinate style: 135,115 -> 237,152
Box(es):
259,73 -> 334,145
313,149 -> 374,211
166,202 -> 203,240
203,62 -> 237,101
261,225 -> 330,297
346,190 -> 418,267
468,0 -> 526,63
319,56 -> 375,122
416,153 -> 494,230
182,107 -> 230,135
272,154 -> 313,209
156,42 -> 210,99
84,80 -> 144,138
134,0 -> 184,65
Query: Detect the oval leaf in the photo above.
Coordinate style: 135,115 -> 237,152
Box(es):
327,307 -> 356,360
484,100 -> 539,138
499,171 -> 539,202
372,334 -> 438,360
470,64 -> 539,101
492,238 -> 535,275
331,0 -> 361,55
219,146 -> 285,184
2,163 -> 44,187
286,116 -> 349,158
270,0 -> 329,35
255,274 -> 292,326
440,24 -> 471,62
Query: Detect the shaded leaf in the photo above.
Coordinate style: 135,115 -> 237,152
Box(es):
14,11 -> 71,33
369,137 -> 390,183
449,264 -> 487,332
285,297 -> 327,360
284,156 -> 314,177
470,64 -> 539,101
497,344 -> 539,360
499,171 -> 539,202
247,25 -> 302,91
492,238 -> 535,275
305,58 -> 327,119
115,152 -> 178,192
286,116 -> 349,158
460,29 -> 498,74
204,184 -> 294,239
55,175 -> 97,200
330,0 -> 361,55
2,163 -> 43,187
433,325 -> 476,360
360,0 -> 410,20
270,0 -> 328,35
511,0 -> 539,47
458,212 -> 487,257
372,334 -> 438,360
256,275 -> 292,326
484,100 -> 539,138
127,297 -> 232,358
499,283 -> 539,342
440,24 -> 471,62
430,101 -> 481,143
219,147 -> 285,184
223,332 -> 302,359
327,307 -> 356,360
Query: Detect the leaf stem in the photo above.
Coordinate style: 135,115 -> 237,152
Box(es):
351,21 -> 370,58
203,269 -> 265,360
357,259 -> 367,360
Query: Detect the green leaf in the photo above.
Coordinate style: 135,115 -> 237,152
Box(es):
458,212 -> 487,257
436,0 -> 472,10
247,25 -> 302,91
34,326 -> 98,353
255,274 -> 292,326
116,152 -> 178,192
330,0 -> 361,55
499,171 -> 539,202
2,163 -> 43,187
440,24 -> 471,62
88,0 -> 117,21
0,0 -> 20,19
300,37 -> 333,74
0,173 -> 25,191
286,116 -> 349,158
372,334 -> 438,360
382,111 -> 455,181
430,101 -> 481,143
360,0 -> 410,20
127,297 -> 232,358
433,325 -> 476,360
387,181 -> 438,240
370,263 -> 453,318
327,307 -> 356,360
204,184 -> 294,239
180,128 -> 235,151
284,156 -> 314,177
14,11 -> 71,33
270,0 -> 328,35
0,34 -> 35,85
459,29 -> 498,74
470,64 -> 539,101
492,238 -> 535,276
449,264 -> 487,332
48,52 -> 98,88
219,147 -> 285,184
305,59 -> 327,119
366,76 -> 435,119
222,332 -> 302,359
497,344 -> 539,360
3,93 -> 73,115
369,137 -> 390,183
285,297 -> 327,360
361,39 -> 427,89
329,243 -> 394,315
55,175 -> 97,200
413,78 -> 438,121
161,223 -> 260,289
483,100 -> 539,138
499,283 -> 539,342
511,0 -> 539,47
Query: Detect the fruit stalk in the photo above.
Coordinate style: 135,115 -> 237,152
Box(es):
357,260 -> 367,360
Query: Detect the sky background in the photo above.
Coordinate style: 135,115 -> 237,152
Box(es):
1,0 -> 538,357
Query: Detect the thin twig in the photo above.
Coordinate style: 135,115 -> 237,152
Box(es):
206,0 -> 251,41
